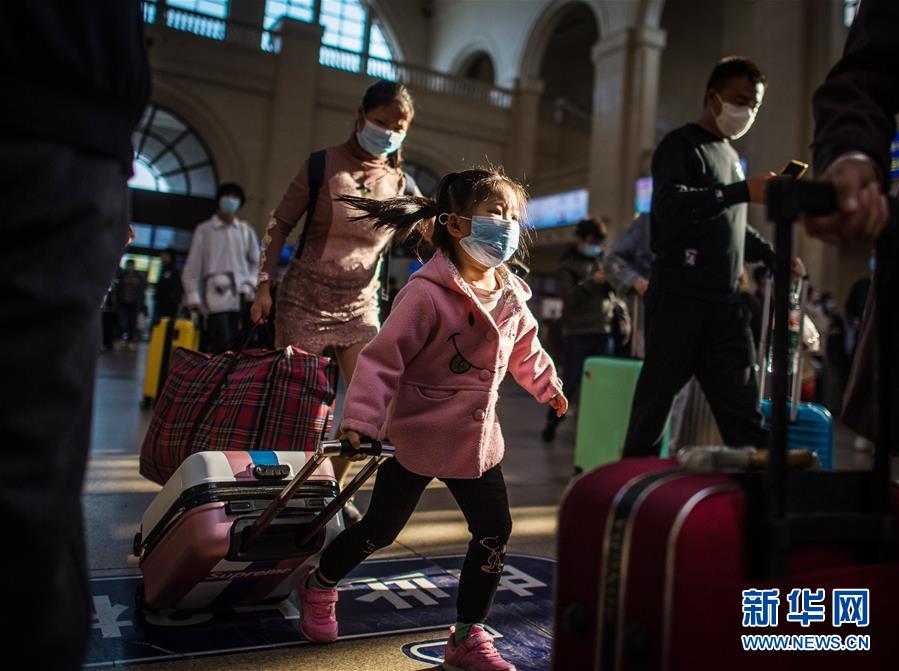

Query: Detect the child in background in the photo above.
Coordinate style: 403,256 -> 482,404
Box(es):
295,167 -> 567,671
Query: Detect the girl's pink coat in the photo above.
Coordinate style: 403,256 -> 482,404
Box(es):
341,251 -> 563,478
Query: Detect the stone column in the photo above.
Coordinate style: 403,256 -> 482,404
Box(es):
586,26 -> 666,236
228,0 -> 265,26
225,0 -> 266,48
263,18 -> 324,218
505,77 -> 544,183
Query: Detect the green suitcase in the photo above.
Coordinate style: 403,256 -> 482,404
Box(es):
573,356 -> 669,472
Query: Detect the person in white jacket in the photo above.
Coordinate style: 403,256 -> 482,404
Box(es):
183,182 -> 259,353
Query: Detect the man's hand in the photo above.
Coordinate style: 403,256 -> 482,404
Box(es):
747,172 -> 777,204
633,278 -> 649,296
549,392 -> 569,418
802,157 -> 889,244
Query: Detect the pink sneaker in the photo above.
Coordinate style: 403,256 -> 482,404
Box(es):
295,566 -> 338,643
442,625 -> 516,671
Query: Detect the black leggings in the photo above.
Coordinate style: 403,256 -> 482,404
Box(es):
318,458 -> 513,623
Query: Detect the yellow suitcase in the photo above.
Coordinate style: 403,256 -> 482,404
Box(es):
142,318 -> 199,408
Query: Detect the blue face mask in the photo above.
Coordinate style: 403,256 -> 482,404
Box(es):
356,120 -> 406,158
457,215 -> 520,268
219,195 -> 241,215
581,243 -> 603,258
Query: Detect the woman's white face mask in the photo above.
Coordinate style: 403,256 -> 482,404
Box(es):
714,93 -> 757,140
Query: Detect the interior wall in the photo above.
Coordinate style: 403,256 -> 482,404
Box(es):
655,0 -> 722,142
145,20 -> 509,241
429,0 -> 548,87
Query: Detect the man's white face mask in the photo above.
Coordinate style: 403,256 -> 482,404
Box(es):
714,93 -> 757,140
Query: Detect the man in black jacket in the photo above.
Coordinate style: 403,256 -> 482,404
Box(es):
623,57 -> 782,457
803,0 -> 896,449
0,3 -> 150,668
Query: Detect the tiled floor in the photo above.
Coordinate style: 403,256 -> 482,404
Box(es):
83,344 -> 893,670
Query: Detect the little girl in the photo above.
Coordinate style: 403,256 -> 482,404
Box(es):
295,167 -> 568,671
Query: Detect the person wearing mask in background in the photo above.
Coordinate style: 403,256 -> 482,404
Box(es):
541,217 -> 616,442
182,182 -> 260,354
605,212 -> 652,357
622,56 -> 805,458
116,259 -> 146,350
153,247 -> 182,326
251,81 -> 418,524
0,3 -> 150,668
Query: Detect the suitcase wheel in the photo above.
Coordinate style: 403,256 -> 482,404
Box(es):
133,531 -> 142,557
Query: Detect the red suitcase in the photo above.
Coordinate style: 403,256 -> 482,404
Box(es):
553,179 -> 899,670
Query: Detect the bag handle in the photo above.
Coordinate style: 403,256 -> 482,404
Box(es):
241,439 -> 395,551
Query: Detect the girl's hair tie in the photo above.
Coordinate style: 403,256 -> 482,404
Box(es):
437,213 -> 450,225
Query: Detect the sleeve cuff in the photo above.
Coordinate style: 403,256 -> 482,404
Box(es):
721,181 -> 750,206
184,291 -> 201,306
536,377 -> 564,404
340,418 -> 382,440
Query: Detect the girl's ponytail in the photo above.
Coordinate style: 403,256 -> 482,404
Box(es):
338,194 -> 438,241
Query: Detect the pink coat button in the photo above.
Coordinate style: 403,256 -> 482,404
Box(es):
473,409 -> 486,421
478,369 -> 491,381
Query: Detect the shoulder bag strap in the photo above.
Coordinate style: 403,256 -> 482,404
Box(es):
294,149 -> 327,262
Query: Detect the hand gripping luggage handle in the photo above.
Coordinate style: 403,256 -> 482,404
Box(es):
241,439 -> 395,551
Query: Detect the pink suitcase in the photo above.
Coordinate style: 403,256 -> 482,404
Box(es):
134,441 -> 393,611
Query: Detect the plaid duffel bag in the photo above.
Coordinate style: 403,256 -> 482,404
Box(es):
140,345 -> 338,485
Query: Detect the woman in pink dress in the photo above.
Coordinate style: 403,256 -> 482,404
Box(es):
251,81 -> 415,520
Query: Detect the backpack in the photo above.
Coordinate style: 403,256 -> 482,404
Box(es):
296,149 -> 417,300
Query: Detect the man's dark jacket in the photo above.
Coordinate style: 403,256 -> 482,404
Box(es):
813,0 -> 898,450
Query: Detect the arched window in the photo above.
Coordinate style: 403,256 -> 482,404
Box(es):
263,0 -> 397,72
459,52 -> 496,86
129,104 -> 218,197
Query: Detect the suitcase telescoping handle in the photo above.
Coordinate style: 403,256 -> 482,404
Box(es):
767,178 -> 837,518
242,439 -> 395,551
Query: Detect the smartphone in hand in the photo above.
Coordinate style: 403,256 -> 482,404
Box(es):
781,159 -> 809,179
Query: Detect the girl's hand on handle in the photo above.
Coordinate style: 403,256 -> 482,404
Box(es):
337,429 -> 367,461
549,392 -> 569,418
250,282 -> 272,325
